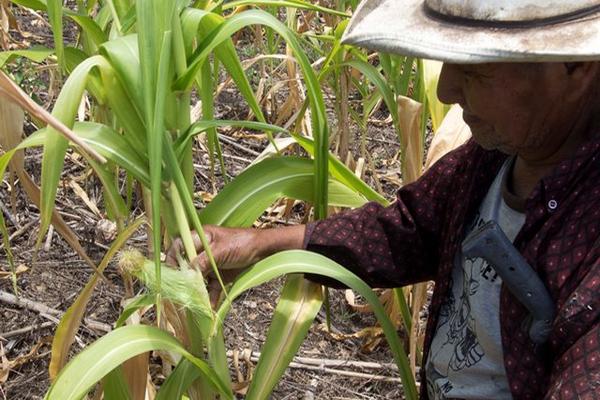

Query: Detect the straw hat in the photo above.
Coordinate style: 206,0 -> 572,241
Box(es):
341,0 -> 600,62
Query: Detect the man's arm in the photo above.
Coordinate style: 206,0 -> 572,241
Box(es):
304,141 -> 477,288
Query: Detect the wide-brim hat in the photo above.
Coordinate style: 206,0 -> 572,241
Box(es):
341,0 -> 600,63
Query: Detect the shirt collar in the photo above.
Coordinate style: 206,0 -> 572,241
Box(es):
527,131 -> 600,211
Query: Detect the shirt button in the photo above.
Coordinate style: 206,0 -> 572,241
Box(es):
548,199 -> 558,210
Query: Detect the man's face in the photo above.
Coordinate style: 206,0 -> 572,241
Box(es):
436,63 -> 571,157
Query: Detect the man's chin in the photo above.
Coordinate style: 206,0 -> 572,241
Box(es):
471,135 -> 514,154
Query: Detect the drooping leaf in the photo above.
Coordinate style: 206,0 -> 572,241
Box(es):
217,250 -> 418,400
246,275 -> 323,399
200,157 -> 368,227
46,325 -> 232,400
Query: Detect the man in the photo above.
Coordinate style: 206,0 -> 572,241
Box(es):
174,1 -> 600,398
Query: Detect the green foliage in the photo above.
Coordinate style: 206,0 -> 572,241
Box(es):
0,0 -> 450,398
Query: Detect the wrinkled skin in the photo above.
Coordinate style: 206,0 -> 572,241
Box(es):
437,61 -> 600,197
171,61 -> 600,305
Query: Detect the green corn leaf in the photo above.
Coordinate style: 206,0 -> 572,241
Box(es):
9,0 -> 46,10
100,35 -> 145,123
175,10 -> 329,217
45,325 -> 232,400
200,157 -> 368,227
175,119 -> 287,155
179,120 -> 386,206
292,134 -> 389,205
103,0 -> 133,32
246,275 -> 323,399
13,124 -> 133,225
46,0 -> 64,71
217,250 -> 418,400
34,122 -> 150,187
0,47 -> 53,68
68,14 -> 108,50
137,0 -> 176,293
342,59 -> 400,135
421,60 -> 449,131
115,294 -> 156,328
394,287 -> 412,332
181,9 -> 267,124
198,59 -> 226,181
156,359 -> 201,400
102,367 -> 133,400
39,55 -> 105,245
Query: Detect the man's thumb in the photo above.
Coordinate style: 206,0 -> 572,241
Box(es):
191,252 -> 214,275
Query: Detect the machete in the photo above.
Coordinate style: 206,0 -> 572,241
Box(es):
462,220 -> 555,345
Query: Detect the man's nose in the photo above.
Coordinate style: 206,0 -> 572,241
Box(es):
437,63 -> 465,105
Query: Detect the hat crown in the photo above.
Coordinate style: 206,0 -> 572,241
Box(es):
425,0 -> 600,21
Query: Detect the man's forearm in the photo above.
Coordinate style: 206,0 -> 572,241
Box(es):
256,225 -> 306,259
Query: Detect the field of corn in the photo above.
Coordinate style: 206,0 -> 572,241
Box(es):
0,0 -> 469,399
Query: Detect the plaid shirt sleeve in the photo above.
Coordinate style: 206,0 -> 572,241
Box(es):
303,142 -> 476,288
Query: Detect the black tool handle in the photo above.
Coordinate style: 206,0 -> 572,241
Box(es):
462,220 -> 555,344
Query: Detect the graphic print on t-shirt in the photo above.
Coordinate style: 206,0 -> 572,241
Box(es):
426,213 -> 492,397
425,159 -> 524,400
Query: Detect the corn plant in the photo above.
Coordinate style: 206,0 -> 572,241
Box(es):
295,12 -> 451,375
0,0 -> 420,398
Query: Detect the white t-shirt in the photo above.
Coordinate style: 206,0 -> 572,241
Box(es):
426,160 -> 525,399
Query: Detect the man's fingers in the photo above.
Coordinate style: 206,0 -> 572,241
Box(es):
167,228 -> 215,266
191,230 -> 213,253
165,238 -> 183,266
208,278 -> 222,309
191,252 -> 212,275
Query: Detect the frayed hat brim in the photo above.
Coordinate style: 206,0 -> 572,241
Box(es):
342,0 -> 600,63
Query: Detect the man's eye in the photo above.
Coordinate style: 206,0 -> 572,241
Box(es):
464,71 -> 491,81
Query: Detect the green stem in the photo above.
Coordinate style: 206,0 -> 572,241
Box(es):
169,181 -> 198,263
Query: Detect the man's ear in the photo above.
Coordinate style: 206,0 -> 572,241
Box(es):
563,62 -> 600,102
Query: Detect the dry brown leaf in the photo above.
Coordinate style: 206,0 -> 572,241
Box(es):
397,95 -> 424,185
0,263 -> 28,279
424,104 -> 472,169
68,179 -> 102,218
231,349 -> 253,395
195,191 -> 214,204
122,353 -> 149,400
120,302 -> 150,400
1,337 -> 51,383
409,283 -> 428,375
324,324 -> 385,353
344,289 -> 372,313
0,343 -> 9,384
95,219 -> 117,243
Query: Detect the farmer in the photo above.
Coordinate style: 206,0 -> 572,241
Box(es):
172,1 -> 600,398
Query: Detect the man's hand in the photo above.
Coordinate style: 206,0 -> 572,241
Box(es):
166,225 -> 306,306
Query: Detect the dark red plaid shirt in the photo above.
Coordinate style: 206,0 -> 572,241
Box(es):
305,137 -> 600,400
